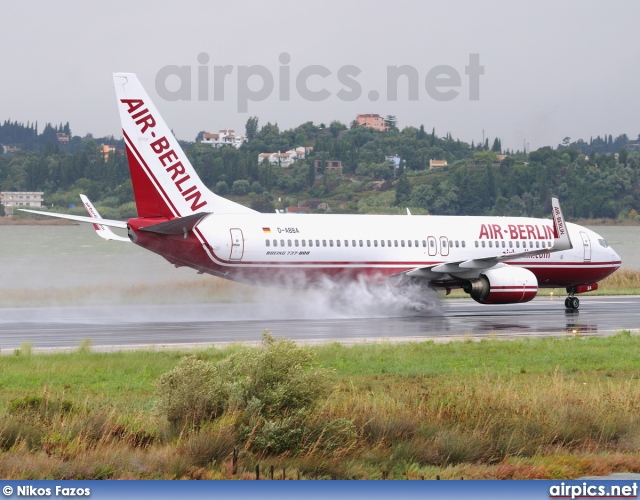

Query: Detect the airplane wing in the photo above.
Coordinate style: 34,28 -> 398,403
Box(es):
79,194 -> 130,242
405,197 -> 573,279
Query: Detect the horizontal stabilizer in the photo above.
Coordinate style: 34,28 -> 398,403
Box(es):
18,209 -> 128,229
140,212 -> 211,235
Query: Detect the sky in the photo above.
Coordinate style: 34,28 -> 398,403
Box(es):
2,0 -> 639,152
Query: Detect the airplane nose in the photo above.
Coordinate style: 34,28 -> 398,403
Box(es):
612,248 -> 621,264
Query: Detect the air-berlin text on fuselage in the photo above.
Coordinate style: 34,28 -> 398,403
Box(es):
478,223 -> 554,240
120,98 -> 207,211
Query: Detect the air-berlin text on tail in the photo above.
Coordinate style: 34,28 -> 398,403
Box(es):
120,98 -> 207,211
478,223 -> 554,240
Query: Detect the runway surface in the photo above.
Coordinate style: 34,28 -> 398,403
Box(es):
0,295 -> 638,351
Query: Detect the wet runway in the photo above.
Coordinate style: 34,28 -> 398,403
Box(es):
0,296 -> 638,351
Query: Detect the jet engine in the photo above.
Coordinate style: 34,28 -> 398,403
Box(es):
463,266 -> 538,305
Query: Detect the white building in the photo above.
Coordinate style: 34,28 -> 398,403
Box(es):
1,191 -> 44,216
201,129 -> 245,149
257,147 -> 313,167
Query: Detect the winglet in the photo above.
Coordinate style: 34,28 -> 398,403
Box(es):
80,194 -> 130,242
551,197 -> 572,251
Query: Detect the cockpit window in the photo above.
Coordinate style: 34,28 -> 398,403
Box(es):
598,238 -> 609,248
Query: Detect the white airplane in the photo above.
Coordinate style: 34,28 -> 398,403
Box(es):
21,73 -> 621,310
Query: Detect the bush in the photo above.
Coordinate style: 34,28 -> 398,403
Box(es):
231,180 -> 250,196
155,331 -> 334,447
215,181 -> 229,195
155,356 -> 228,429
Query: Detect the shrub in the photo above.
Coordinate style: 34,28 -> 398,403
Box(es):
155,331 -> 334,451
155,356 -> 228,429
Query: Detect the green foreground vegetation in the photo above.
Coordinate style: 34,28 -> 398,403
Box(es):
1,332 -> 640,479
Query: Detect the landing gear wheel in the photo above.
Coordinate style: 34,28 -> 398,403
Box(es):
565,296 -> 580,310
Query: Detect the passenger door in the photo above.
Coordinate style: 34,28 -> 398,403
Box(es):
229,228 -> 244,261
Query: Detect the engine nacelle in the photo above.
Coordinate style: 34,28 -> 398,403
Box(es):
463,267 -> 538,305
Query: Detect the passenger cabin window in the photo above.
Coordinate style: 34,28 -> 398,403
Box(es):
475,241 -> 478,248
329,240 -> 333,247
323,240 -> 327,247
281,239 -> 285,247
288,240 -> 292,247
388,240 -> 392,247
461,241 -> 466,248
407,240 -> 412,247
302,240 -> 306,247
359,240 -> 363,247
316,240 -> 320,247
422,240 -> 426,247
374,240 -> 378,247
295,240 -> 299,247
352,240 -> 356,247
266,239 -> 270,247
367,240 -> 371,247
336,240 -> 341,247
481,241 -> 486,248
381,240 -> 385,247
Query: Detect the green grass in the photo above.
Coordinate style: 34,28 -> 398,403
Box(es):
2,333 -> 640,479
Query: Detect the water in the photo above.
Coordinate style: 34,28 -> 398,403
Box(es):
588,226 -> 636,268
0,223 -> 637,293
0,224 -> 202,290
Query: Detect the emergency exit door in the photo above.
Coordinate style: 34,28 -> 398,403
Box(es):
229,228 -> 244,261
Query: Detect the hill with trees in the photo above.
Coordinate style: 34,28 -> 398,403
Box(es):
1,116 -> 639,221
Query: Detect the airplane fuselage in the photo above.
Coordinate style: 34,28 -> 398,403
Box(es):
128,213 -> 621,289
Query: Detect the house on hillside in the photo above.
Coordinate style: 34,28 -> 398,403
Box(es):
201,130 -> 245,149
429,159 -> 448,169
258,147 -> 313,167
1,191 -> 44,217
356,114 -> 389,131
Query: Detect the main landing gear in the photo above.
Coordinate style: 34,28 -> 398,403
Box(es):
565,286 -> 579,311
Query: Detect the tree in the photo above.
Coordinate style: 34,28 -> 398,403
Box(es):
394,173 -> 412,206
245,117 -> 259,142
250,193 -> 275,213
385,115 -> 397,130
619,147 -> 628,167
491,138 -> 502,153
416,124 -> 426,140
215,181 -> 229,195
328,120 -> 346,139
